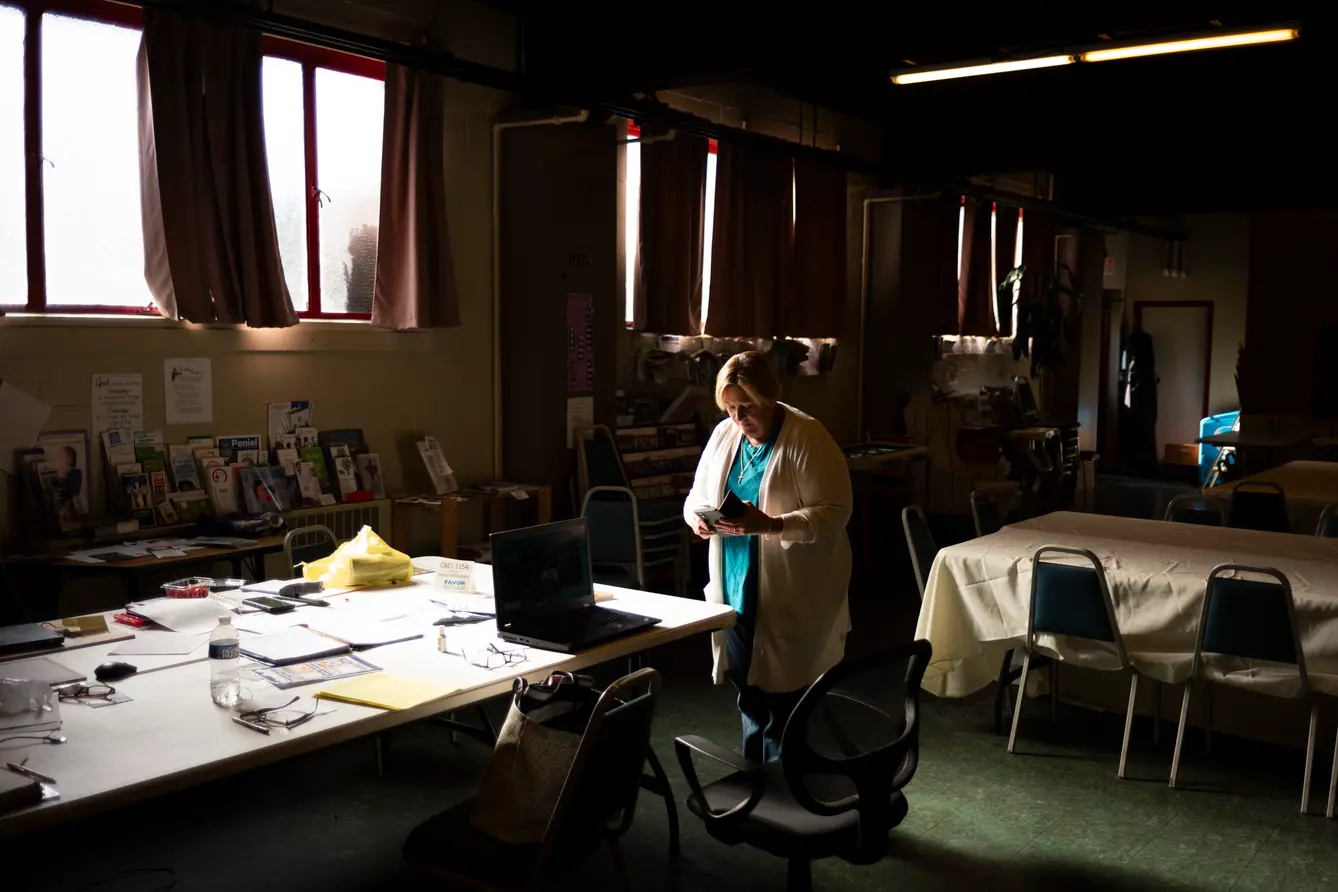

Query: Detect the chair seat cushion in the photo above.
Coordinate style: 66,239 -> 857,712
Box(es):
686,762 -> 906,860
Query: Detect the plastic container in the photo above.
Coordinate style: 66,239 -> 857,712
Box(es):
207,578 -> 247,593
162,577 -> 212,599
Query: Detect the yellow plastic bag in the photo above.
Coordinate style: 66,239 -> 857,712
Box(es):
302,525 -> 413,587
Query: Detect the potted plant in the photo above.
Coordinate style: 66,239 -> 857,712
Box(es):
1006,263 -> 1081,377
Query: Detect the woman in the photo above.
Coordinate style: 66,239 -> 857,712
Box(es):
684,351 -> 853,763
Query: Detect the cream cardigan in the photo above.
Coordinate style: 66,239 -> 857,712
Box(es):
684,403 -> 853,693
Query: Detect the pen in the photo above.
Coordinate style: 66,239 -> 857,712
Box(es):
231,716 -> 271,735
6,762 -> 56,784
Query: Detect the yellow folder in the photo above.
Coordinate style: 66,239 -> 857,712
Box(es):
314,673 -> 456,711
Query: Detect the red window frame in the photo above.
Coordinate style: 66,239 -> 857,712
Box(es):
2,0 -> 384,319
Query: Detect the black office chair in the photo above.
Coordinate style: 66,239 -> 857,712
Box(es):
1227,481 -> 1290,533
901,505 -> 937,600
1164,495 -> 1225,526
404,668 -> 661,892
283,524 -> 337,576
676,640 -> 931,892
970,488 -> 1005,538
1317,502 -> 1338,538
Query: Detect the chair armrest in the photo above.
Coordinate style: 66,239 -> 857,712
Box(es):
674,735 -> 765,825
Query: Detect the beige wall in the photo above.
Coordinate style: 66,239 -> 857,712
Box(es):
0,79 -> 506,547
1124,214 -> 1249,416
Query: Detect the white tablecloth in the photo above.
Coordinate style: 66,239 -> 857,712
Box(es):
916,512 -> 1338,698
1203,460 -> 1338,534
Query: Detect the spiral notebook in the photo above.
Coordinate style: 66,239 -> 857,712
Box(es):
300,615 -> 423,650
239,628 -> 351,666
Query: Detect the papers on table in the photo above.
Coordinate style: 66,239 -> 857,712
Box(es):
315,674 -> 455,711
240,628 -> 351,666
253,655 -> 380,690
128,598 -> 232,635
300,614 -> 422,649
110,632 -> 208,656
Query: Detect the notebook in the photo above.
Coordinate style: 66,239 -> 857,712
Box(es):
314,673 -> 456,711
239,627 -> 351,666
0,657 -> 84,688
300,615 -> 423,649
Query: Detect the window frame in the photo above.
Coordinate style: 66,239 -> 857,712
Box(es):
2,0 -> 385,319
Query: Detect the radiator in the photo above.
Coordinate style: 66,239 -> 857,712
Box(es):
284,498 -> 392,542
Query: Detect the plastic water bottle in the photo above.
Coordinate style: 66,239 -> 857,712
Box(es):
209,616 -> 241,708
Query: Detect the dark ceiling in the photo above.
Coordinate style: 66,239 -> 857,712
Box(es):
482,1 -> 1329,216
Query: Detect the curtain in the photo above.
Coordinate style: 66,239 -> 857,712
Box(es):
705,142 -> 793,337
902,196 -> 962,336
956,198 -> 995,336
137,11 -> 296,327
372,64 -> 461,330
637,134 -> 708,334
788,157 -> 848,337
1020,208 -> 1056,306
993,207 -> 1019,336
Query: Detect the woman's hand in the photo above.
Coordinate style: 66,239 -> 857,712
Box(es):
714,502 -> 781,537
691,515 -> 714,539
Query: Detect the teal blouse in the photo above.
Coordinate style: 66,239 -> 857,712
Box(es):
722,413 -> 784,616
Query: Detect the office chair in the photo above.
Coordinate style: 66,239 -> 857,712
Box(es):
404,669 -> 661,891
1009,547 -> 1142,779
1317,502 -> 1338,538
1227,481 -> 1290,533
676,640 -> 931,892
1164,495 -> 1225,526
901,505 -> 937,600
1170,566 -> 1318,815
283,524 -> 337,576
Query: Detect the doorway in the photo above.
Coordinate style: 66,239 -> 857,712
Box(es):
1134,301 -> 1214,459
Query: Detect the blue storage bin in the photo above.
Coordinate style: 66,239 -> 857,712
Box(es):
1199,410 -> 1240,485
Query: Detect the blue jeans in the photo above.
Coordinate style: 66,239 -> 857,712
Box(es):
725,620 -> 805,764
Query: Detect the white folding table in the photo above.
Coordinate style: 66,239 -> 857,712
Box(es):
0,568 -> 734,835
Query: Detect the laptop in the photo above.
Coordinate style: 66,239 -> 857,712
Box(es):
491,518 -> 660,653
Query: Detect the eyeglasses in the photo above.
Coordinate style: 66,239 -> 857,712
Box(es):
237,697 -> 320,730
440,633 -> 528,670
55,682 -> 116,703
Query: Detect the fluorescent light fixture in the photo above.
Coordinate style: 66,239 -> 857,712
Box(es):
1080,28 -> 1298,62
891,54 -> 1074,85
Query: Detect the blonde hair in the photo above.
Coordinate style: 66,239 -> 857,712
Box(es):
714,351 -> 782,411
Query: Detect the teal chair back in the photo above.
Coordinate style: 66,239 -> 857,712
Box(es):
1196,566 -> 1305,689
1027,547 -> 1127,667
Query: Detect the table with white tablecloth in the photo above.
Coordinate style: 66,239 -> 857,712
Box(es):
916,512 -> 1338,700
1203,460 -> 1338,534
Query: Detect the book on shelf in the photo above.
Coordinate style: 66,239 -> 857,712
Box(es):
121,472 -> 156,527
216,435 -> 262,465
417,436 -> 458,495
133,430 -> 165,462
299,445 -> 332,491
329,445 -> 361,500
267,401 -> 313,448
168,490 -> 211,522
356,453 -> 387,499
295,461 -> 333,506
37,429 -> 90,532
240,466 -> 292,514
275,447 -> 300,476
167,445 -> 202,493
295,427 -> 319,449
101,428 -> 135,466
201,456 -> 236,516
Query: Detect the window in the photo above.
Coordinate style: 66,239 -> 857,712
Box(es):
0,1 -> 383,318
622,120 -> 719,332
261,43 -> 385,318
0,5 -> 24,305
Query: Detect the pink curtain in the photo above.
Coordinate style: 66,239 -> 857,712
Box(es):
788,158 -> 848,337
372,64 -> 460,330
137,10 -> 296,327
637,134 -> 708,334
956,198 -> 996,336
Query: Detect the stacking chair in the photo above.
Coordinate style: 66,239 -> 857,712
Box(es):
1164,495 -> 1225,526
583,485 -> 656,590
676,640 -> 930,892
1170,566 -> 1317,814
1317,502 -> 1338,538
1008,547 -> 1141,779
404,669 -> 661,891
283,524 -> 337,576
1227,481 -> 1290,533
901,505 -> 937,600
970,488 -> 1006,538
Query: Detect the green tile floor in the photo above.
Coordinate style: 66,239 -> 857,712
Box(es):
10,653 -> 1338,891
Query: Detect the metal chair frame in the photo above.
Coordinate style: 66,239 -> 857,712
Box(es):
900,504 -> 935,601
1168,565 -> 1318,815
1164,495 -> 1225,525
1008,546 -> 1141,779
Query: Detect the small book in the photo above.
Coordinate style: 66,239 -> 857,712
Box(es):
356,453 -> 387,499
300,446 -> 332,491
239,627 -> 351,666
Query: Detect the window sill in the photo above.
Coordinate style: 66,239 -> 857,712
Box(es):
0,313 -> 437,354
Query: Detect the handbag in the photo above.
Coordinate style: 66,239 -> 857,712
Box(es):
470,672 -> 601,844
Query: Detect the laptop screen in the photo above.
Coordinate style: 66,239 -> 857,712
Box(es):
490,519 -> 594,625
